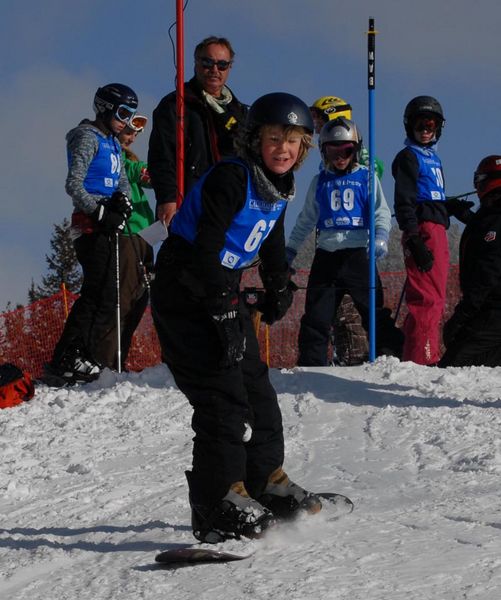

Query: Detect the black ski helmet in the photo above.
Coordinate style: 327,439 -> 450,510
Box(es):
403,95 -> 445,140
246,92 -> 314,134
93,83 -> 138,117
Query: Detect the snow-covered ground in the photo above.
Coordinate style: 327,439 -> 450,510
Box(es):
1,358 -> 501,600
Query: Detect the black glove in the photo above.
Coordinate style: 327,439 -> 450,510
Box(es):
92,203 -> 127,232
405,234 -> 434,272
108,191 -> 132,219
257,267 -> 298,325
445,197 -> 474,222
206,293 -> 245,369
442,306 -> 470,348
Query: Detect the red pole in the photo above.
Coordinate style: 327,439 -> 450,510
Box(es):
175,0 -> 185,208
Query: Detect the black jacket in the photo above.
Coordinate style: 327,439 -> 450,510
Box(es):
456,203 -> 501,316
147,77 -> 247,207
155,162 -> 289,301
392,146 -> 449,234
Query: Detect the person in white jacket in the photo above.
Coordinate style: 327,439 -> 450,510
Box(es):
286,117 -> 403,366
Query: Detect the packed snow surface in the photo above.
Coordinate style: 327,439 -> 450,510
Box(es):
1,358 -> 501,599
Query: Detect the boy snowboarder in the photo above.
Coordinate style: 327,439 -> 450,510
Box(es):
151,93 -> 339,543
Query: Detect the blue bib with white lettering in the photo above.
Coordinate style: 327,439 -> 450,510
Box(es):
407,144 -> 446,202
315,167 -> 369,230
170,159 -> 287,269
68,130 -> 122,196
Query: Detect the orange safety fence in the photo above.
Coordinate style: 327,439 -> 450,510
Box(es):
0,267 -> 460,378
242,265 -> 460,369
0,290 -> 161,379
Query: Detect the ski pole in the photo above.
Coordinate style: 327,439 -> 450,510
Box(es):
115,232 -> 122,373
394,276 -> 407,323
445,191 -> 476,200
367,17 -> 378,362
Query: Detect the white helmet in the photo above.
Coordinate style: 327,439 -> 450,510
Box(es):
319,117 -> 361,146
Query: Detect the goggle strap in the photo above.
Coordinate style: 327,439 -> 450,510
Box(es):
324,103 -> 352,115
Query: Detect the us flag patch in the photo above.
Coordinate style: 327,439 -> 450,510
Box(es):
484,231 -> 497,242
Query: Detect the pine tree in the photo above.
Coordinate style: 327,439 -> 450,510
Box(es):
27,279 -> 39,304
29,218 -> 82,301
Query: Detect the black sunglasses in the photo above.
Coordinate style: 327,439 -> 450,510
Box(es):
198,57 -> 233,71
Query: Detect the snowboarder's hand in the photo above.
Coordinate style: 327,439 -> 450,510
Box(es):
108,192 -> 132,219
255,282 -> 297,325
405,234 -> 434,272
207,293 -> 245,369
257,267 -> 298,325
93,203 -> 127,232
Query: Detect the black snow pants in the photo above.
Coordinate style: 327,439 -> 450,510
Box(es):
439,309 -> 501,367
298,247 -> 403,366
151,269 -> 284,509
95,235 -> 153,369
52,231 -> 119,366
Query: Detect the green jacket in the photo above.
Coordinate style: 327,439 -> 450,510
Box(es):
122,152 -> 155,235
359,145 -> 384,180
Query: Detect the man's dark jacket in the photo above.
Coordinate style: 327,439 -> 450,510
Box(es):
147,77 -> 247,207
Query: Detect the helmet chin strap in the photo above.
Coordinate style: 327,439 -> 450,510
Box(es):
94,111 -> 115,136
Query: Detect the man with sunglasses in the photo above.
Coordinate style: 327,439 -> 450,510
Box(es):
392,95 -> 449,366
45,83 -> 138,385
148,36 -> 247,226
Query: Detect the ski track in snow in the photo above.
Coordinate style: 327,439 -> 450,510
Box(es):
1,358 -> 501,599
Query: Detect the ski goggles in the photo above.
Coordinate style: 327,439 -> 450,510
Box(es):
197,56 -> 233,71
323,142 -> 356,160
414,117 -> 438,133
114,104 -> 137,123
127,115 -> 148,133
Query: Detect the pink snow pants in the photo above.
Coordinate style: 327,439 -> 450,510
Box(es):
402,221 -> 449,365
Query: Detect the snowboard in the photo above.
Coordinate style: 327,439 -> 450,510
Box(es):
155,547 -> 251,565
317,492 -> 354,516
155,492 -> 353,566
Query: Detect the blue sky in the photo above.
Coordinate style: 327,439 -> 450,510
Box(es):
2,0 -> 501,309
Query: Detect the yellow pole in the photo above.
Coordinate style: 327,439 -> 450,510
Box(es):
61,282 -> 69,319
252,310 -> 261,336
